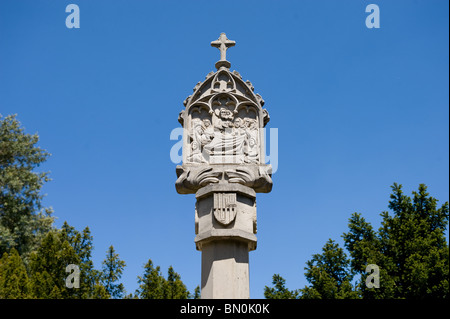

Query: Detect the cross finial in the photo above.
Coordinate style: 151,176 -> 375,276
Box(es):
211,33 -> 235,69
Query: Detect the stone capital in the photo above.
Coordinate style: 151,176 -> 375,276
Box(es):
175,164 -> 272,195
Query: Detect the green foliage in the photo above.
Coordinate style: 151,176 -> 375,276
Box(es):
135,259 -> 190,299
0,220 -> 116,299
0,114 -> 193,299
0,248 -> 30,298
165,266 -> 190,299
267,183 -> 449,299
101,245 -> 126,299
60,222 -> 109,299
193,285 -> 201,299
342,183 -> 449,299
264,274 -> 299,299
299,239 -> 359,299
28,230 -> 80,299
0,114 -> 54,262
136,259 -> 166,299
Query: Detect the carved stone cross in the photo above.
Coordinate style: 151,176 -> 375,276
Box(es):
211,33 -> 235,62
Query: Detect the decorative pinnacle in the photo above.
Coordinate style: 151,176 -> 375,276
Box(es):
211,33 -> 235,69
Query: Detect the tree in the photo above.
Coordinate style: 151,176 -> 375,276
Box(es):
264,274 -> 299,299
343,183 -> 449,298
299,239 -> 359,299
28,230 -> 80,299
0,114 -> 54,262
0,248 -> 30,298
60,222 -> 109,299
266,183 -> 448,299
165,266 -> 190,299
0,115 -> 122,299
101,245 -> 126,299
135,259 -> 166,299
193,285 -> 201,299
135,260 -> 190,299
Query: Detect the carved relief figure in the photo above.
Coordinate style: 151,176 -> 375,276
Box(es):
188,118 -> 206,163
201,119 -> 214,146
244,119 -> 259,163
203,107 -> 245,162
176,33 -> 273,195
188,109 -> 260,164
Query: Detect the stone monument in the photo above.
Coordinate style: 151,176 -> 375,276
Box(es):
175,33 -> 272,299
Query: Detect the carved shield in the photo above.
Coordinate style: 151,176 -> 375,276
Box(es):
213,193 -> 237,226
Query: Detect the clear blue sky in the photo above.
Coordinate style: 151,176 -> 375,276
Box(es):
1,0 -> 448,298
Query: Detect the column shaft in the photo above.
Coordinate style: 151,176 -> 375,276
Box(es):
201,240 -> 249,299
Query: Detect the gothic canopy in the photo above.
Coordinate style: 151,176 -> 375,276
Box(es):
176,33 -> 272,194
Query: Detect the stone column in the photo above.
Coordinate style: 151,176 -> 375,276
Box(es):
194,184 -> 257,299
175,33 -> 273,299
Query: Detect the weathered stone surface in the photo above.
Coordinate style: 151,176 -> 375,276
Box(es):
176,32 -> 272,193
211,33 -> 235,70
195,230 -> 257,251
194,184 -> 257,252
175,164 -> 272,194
201,240 -> 250,299
175,33 -> 273,299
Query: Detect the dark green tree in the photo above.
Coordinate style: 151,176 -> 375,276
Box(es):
135,260 -> 190,299
0,115 -> 122,299
164,266 -> 190,299
0,248 -> 30,298
299,239 -> 359,299
343,183 -> 449,298
0,114 -> 54,262
266,184 -> 447,299
135,259 -> 166,299
101,245 -> 126,299
264,274 -> 299,299
193,285 -> 201,299
60,222 -> 109,299
28,230 -> 80,299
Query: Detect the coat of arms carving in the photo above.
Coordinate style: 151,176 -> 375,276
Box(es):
213,193 -> 237,226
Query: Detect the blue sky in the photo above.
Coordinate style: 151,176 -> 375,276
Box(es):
1,0 -> 448,298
